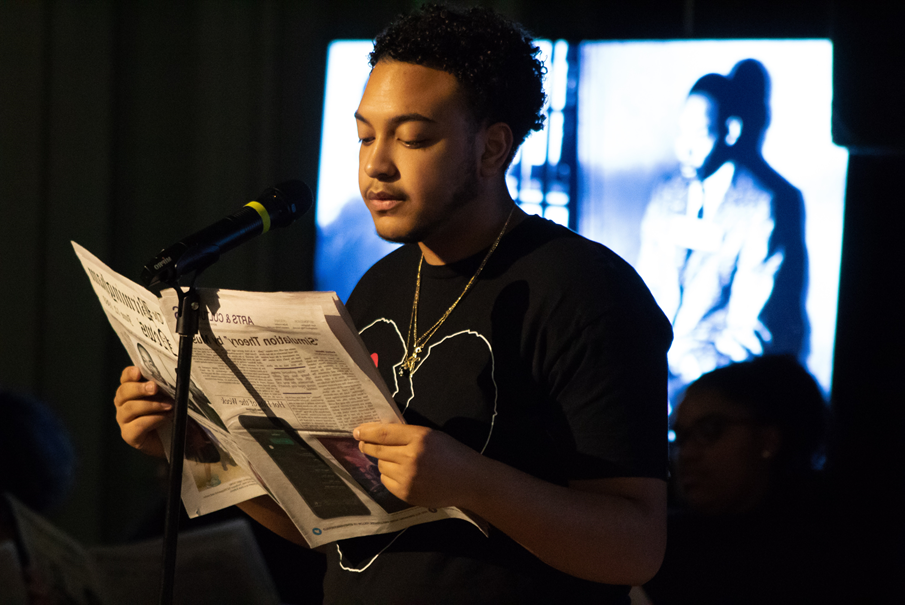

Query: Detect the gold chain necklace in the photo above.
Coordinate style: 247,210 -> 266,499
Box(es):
398,207 -> 514,377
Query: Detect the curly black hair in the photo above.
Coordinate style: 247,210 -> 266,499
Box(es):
370,3 -> 546,166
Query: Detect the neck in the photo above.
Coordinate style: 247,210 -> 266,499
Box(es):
419,181 -> 525,265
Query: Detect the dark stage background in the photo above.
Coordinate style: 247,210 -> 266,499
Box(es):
1,0 -> 902,600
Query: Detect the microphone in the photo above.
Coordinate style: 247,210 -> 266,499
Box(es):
141,180 -> 313,286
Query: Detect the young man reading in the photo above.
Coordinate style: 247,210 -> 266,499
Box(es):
115,5 -> 672,602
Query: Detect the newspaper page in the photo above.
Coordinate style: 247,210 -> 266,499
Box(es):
3,493 -> 106,604
90,519 -> 280,605
155,287 -> 481,546
73,242 -> 483,548
0,513 -> 28,604
72,242 -> 268,519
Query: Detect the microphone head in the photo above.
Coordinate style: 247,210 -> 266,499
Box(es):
257,180 -> 314,229
140,180 -> 313,287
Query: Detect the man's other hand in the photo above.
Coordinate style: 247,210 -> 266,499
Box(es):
353,423 -> 479,509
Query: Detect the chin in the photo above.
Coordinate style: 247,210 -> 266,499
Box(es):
374,223 -> 419,244
374,217 -> 436,245
369,215 -> 410,243
377,232 -> 419,245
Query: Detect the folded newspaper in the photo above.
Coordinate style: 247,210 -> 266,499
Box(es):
73,242 -> 482,548
2,492 -> 280,604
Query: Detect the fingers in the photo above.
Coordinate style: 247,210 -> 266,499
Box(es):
115,394 -> 172,426
115,377 -> 159,408
355,423 -> 428,465
116,403 -> 168,458
357,439 -> 395,463
375,472 -> 406,501
119,410 -> 169,453
353,422 -> 422,445
120,365 -> 145,385
114,365 -> 172,457
371,456 -> 413,503
358,426 -> 463,507
375,458 -> 403,481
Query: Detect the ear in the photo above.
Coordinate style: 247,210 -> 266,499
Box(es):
479,122 -> 514,178
725,117 -> 743,146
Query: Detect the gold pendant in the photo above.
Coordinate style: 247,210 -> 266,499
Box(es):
398,346 -> 423,376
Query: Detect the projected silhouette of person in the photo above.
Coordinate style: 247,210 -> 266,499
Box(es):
637,59 -> 808,399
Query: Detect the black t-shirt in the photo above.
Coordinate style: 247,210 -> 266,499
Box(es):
324,216 -> 672,604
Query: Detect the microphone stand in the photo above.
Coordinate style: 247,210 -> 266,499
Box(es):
142,181 -> 312,602
159,274 -> 202,605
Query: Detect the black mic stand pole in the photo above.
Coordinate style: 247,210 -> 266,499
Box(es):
159,276 -> 202,605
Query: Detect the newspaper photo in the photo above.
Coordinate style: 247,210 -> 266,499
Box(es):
72,242 -> 482,547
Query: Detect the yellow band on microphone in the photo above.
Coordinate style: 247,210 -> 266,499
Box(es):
245,201 -> 271,233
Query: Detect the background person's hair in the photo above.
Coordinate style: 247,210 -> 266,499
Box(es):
689,59 -> 770,148
369,3 -> 546,166
685,355 -> 828,473
0,389 -> 75,511
726,58 -> 770,151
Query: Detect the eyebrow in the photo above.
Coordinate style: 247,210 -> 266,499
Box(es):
354,111 -> 436,127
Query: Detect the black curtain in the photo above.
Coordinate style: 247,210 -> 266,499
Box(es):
0,0 -> 411,544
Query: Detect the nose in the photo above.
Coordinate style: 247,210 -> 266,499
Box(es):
362,138 -> 398,181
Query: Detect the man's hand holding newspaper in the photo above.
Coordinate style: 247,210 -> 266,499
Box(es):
74,241 -> 484,548
115,366 -> 171,458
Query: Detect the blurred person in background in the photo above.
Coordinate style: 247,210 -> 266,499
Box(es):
0,387 -> 98,603
641,355 -> 841,603
0,389 -> 75,515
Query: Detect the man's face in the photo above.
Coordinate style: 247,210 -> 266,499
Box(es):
355,60 -> 481,245
674,93 -> 718,179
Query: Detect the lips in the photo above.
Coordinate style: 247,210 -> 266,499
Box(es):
367,190 -> 406,212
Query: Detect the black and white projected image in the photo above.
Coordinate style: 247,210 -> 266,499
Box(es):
637,59 -> 808,402
576,41 -> 847,411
